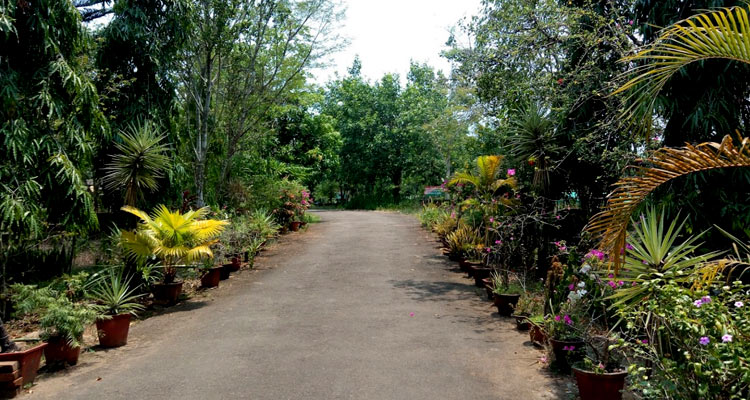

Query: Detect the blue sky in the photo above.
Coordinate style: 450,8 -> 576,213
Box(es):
312,0 -> 482,84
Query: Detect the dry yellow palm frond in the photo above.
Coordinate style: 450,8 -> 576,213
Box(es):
185,242 -> 218,263
614,6 -> 750,133
120,230 -> 158,261
121,205 -> 152,224
478,155 -> 503,187
585,134 -> 750,270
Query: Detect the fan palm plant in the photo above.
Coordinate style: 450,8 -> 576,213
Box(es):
103,120 -> 170,206
120,205 -> 229,284
449,155 -> 516,199
614,6 -> 750,134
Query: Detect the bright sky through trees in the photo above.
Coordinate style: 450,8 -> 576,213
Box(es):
312,0 -> 482,83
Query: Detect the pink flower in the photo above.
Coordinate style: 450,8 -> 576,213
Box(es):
694,299 -> 703,308
507,169 -> 516,176
486,247 -> 492,253
450,212 -> 456,218
563,315 -> 573,326
631,281 -> 637,287
539,355 -> 548,364
699,336 -> 710,345
641,339 -> 648,344
736,301 -> 744,308
628,20 -> 634,26
617,281 -> 624,287
568,284 -> 575,291
409,312 -> 415,317
495,240 -> 502,245
556,215 -> 561,220
554,315 -> 561,322
489,217 -> 495,223
597,363 -> 605,370
722,334 -> 733,343
608,281 -> 617,289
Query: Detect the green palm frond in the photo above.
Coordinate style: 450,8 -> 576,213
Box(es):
449,155 -> 510,198
508,105 -> 559,191
614,6 -> 750,133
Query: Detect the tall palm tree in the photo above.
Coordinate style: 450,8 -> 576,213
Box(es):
120,205 -> 228,283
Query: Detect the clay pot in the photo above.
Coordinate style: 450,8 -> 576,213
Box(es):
96,313 -> 132,348
152,281 -> 183,305
0,343 -> 46,385
482,278 -> 494,300
201,267 -> 222,288
529,324 -> 547,345
228,257 -> 241,271
290,221 -> 302,231
512,314 -> 531,330
549,338 -> 585,372
44,337 -> 81,366
473,268 -> 492,287
220,264 -> 232,280
493,293 -> 521,316
573,367 -> 627,400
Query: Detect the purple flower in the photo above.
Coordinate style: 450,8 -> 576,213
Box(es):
618,281 -> 624,287
554,315 -> 561,322
608,281 -> 617,289
563,345 -> 576,351
694,299 -> 703,308
735,301 -> 744,308
699,336 -> 710,346
608,274 -> 614,279
563,315 -> 573,326
626,243 -> 634,250
722,334 -> 733,343
507,169 -> 516,176
568,284 -> 575,291
641,339 -> 648,344
587,250 -> 605,261
701,296 -> 711,304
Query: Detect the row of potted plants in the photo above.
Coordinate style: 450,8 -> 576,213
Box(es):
0,202 -> 313,392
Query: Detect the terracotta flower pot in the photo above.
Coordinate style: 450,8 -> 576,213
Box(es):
482,278 -> 494,300
549,338 -> 585,372
0,343 -> 47,385
44,337 -> 81,366
493,293 -> 520,316
290,221 -> 302,231
96,313 -> 132,348
228,257 -> 241,272
529,324 -> 547,345
201,267 -> 222,288
152,281 -> 183,305
573,367 -> 627,400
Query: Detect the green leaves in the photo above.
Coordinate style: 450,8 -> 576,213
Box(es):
103,120 -> 169,207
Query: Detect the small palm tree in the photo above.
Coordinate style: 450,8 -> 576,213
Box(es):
449,155 -> 516,199
120,205 -> 229,284
103,120 -> 170,206
508,105 -> 559,192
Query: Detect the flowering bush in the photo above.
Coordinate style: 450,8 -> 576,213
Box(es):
272,186 -> 312,227
618,281 -> 750,399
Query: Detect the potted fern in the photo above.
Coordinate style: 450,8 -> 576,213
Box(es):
88,268 -> 144,348
11,285 -> 97,367
120,205 -> 228,305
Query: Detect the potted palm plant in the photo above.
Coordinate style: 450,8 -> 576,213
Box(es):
11,285 -> 97,367
120,205 -> 228,305
572,336 -> 627,400
88,268 -> 145,348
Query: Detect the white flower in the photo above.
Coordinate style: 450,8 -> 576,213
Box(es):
567,291 -> 582,303
579,264 -> 592,274
576,289 -> 588,297
577,282 -> 586,288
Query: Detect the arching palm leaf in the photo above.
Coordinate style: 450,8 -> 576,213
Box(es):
585,134 -> 750,271
615,6 -> 750,133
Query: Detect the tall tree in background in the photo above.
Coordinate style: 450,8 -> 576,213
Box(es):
180,0 -> 343,206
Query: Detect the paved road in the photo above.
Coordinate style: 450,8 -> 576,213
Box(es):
31,211 -> 564,400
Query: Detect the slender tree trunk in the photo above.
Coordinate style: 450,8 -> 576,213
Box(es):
194,50 -> 213,208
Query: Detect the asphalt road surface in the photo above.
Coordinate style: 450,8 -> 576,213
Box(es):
30,210 -> 564,400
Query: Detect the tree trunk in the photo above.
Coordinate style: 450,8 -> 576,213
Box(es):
194,50 -> 213,208
0,318 -> 18,353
